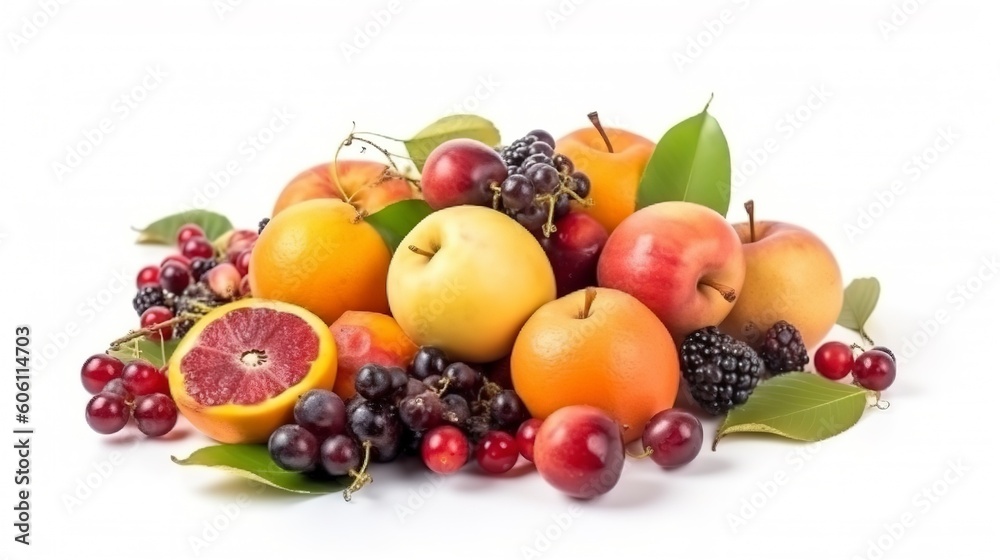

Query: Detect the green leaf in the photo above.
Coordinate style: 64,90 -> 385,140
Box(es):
635,98 -> 731,215
404,114 -> 501,172
365,199 -> 434,252
172,445 -> 350,494
134,210 -> 234,245
714,372 -> 869,449
837,277 -> 881,333
108,338 -> 180,369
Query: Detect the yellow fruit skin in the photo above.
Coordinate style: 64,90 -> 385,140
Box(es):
168,298 -> 337,444
719,221 -> 844,349
249,198 -> 390,325
387,206 -> 556,363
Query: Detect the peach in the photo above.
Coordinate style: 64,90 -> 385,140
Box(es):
272,160 -> 415,217
328,311 -> 418,399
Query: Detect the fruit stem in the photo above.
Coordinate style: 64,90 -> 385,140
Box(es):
407,245 -> 436,258
542,195 -> 557,238
107,313 -> 201,351
587,111 -> 614,153
699,279 -> 737,303
744,200 -> 756,243
626,446 -> 654,460
579,287 -> 597,319
343,441 -> 374,502
859,328 -> 875,347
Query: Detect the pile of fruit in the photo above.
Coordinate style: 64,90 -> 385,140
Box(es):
80,108 -> 897,501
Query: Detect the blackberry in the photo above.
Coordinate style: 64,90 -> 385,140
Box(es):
680,327 -> 764,415
190,257 -> 217,281
172,282 -> 230,339
258,217 -> 270,234
132,286 -> 168,316
759,321 -> 809,375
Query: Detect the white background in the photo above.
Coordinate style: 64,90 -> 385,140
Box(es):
2,0 -> 998,559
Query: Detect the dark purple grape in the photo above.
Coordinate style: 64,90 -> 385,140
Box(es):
442,394 -> 471,426
522,154 -> 552,169
411,347 -> 448,380
347,400 -> 403,462
527,163 -> 560,194
501,175 -> 535,211
405,378 -> 426,398
293,389 -> 346,439
553,154 -> 574,174
268,424 -> 319,472
320,434 -> 362,476
570,171 -> 591,198
423,374 -> 443,390
527,129 -> 555,147
516,203 -> 548,233
388,366 -> 409,399
399,391 -> 445,432
491,390 -> 527,428
528,141 -> 554,158
443,362 -> 482,395
355,364 -> 393,402
552,195 -> 570,220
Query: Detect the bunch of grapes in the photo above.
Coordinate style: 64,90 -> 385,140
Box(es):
81,355 -> 178,437
131,223 -> 257,341
494,130 -> 592,236
267,346 -> 537,498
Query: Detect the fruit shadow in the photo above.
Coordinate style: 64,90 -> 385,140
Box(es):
197,477 -> 324,504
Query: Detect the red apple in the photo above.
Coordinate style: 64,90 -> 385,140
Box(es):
420,139 -> 507,210
597,201 -> 745,343
538,212 -> 609,297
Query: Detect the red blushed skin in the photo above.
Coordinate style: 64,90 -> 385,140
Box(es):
534,406 -> 625,499
597,201 -> 745,342
420,139 -> 507,210
539,212 -> 609,297
272,160 -> 414,216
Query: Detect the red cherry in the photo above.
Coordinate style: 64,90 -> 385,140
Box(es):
176,224 -> 205,247
641,409 -> 703,468
853,350 -> 896,391
421,425 -> 469,474
136,265 -> 160,288
81,354 -> 125,395
475,431 -> 519,474
814,342 -> 855,380
181,237 -> 214,260
515,418 -> 542,462
140,306 -> 174,342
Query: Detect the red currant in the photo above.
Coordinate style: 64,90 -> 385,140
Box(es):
140,306 -> 174,342
161,254 -> 191,270
181,237 -> 214,260
421,425 -> 469,474
122,360 -> 170,396
85,393 -> 130,434
515,418 -> 541,462
475,431 -> 518,474
81,354 -> 125,395
133,393 -> 178,437
136,265 -> 160,288
814,341 -> 854,380
159,262 -> 191,294
853,350 -> 896,391
234,249 -> 252,277
641,409 -> 703,468
176,224 -> 205,247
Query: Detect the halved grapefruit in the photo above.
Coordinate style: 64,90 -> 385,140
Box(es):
168,298 -> 337,444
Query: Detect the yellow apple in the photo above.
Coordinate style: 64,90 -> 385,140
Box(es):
386,206 -> 556,362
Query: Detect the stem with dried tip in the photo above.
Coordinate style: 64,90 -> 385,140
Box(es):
699,279 -> 737,303
343,440 -> 373,502
587,111 -> 615,153
108,314 -> 200,351
408,245 -> 436,258
744,200 -> 756,243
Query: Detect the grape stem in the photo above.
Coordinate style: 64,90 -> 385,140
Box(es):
343,440 -> 374,502
744,200 -> 756,243
587,111 -> 615,153
108,313 -> 202,351
626,446 -> 654,460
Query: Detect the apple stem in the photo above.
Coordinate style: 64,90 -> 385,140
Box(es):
407,245 -> 436,258
580,287 -> 597,319
587,111 -> 615,153
699,279 -> 737,303
744,200 -> 756,243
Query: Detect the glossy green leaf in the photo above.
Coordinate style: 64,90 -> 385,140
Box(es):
714,373 -> 869,449
172,445 -> 349,494
365,199 -> 434,252
404,114 -> 501,172
635,99 -> 731,215
108,338 -> 180,369
837,277 -> 881,333
135,210 -> 234,245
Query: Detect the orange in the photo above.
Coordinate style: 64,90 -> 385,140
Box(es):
329,311 -> 418,399
510,287 -> 680,443
249,198 -> 391,325
168,298 -> 337,444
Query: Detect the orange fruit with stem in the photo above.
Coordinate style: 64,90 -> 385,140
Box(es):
510,287 -> 680,443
